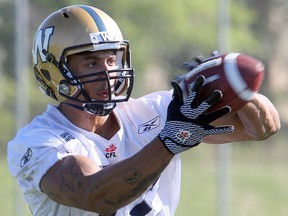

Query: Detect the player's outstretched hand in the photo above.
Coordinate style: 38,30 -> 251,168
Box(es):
158,75 -> 234,155
182,50 -> 219,71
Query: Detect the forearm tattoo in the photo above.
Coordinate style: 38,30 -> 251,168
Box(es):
118,160 -> 170,205
124,169 -> 143,185
45,162 -> 84,206
45,157 -> 171,212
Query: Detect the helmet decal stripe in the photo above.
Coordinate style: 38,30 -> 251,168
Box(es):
78,5 -> 107,31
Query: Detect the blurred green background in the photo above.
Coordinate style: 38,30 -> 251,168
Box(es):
1,0 -> 287,215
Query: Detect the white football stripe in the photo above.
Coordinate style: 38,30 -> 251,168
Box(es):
224,53 -> 255,101
238,89 -> 255,101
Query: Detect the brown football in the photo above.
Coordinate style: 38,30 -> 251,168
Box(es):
177,53 -> 265,113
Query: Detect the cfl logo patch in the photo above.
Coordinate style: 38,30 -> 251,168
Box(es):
105,144 -> 117,158
176,129 -> 191,143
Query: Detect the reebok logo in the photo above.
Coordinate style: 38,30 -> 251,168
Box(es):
20,148 -> 33,167
138,116 -> 160,134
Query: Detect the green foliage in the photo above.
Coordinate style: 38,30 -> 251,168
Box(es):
0,158 -> 31,216
230,2 -> 260,54
0,74 -> 15,157
0,1 -> 15,78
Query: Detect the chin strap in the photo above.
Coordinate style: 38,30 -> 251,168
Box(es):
61,102 -> 116,116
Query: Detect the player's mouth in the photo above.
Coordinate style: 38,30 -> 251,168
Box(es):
96,88 -> 114,100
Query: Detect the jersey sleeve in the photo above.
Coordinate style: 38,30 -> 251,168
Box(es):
7,127 -> 72,192
137,90 -> 173,118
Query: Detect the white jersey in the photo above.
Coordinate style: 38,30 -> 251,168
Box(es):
7,91 -> 181,216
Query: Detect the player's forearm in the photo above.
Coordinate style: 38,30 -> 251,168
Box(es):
236,93 -> 280,140
203,93 -> 280,144
84,137 -> 173,215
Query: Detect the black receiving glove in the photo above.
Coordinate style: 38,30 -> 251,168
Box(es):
174,50 -> 221,102
158,75 -> 234,155
182,50 -> 220,71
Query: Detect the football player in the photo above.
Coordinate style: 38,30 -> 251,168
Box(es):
7,5 -> 280,216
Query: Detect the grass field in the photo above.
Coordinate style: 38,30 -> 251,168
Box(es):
1,137 -> 287,216
176,140 -> 288,216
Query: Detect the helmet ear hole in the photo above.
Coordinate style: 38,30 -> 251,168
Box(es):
33,67 -> 57,99
40,69 -> 51,81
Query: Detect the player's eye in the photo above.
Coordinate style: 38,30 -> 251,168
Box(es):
106,56 -> 116,67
